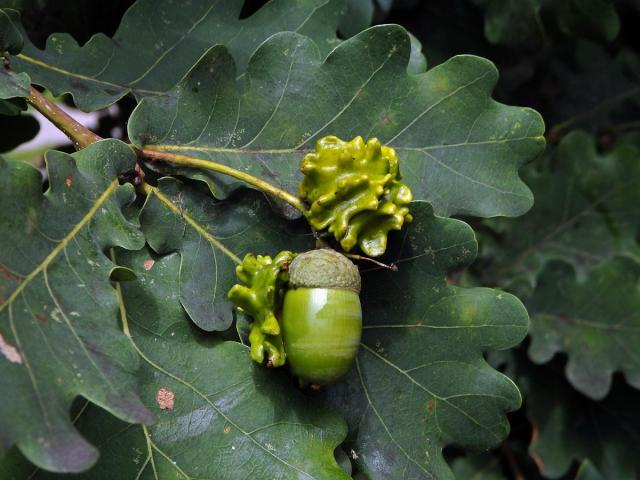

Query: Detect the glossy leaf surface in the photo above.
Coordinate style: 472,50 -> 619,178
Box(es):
321,202 -> 528,479
130,26 -> 544,219
2,0 -> 346,110
0,140 -> 152,473
140,179 -> 313,331
1,246 -> 352,479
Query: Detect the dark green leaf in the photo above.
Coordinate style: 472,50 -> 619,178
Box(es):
3,0 -> 136,51
519,358 -> 640,479
320,202 -> 528,479
339,0 -> 374,38
556,0 -> 620,43
546,42 -> 640,134
0,97 -> 27,115
575,460 -> 607,480
139,179 -> 314,331
3,0 -> 347,111
130,26 -> 545,218
0,68 -> 30,99
2,246 -> 352,479
450,453 -> 505,480
480,131 -> 640,295
407,31 -> 427,74
0,140 -> 153,473
527,256 -> 640,399
129,183 -> 525,479
0,8 -> 22,53
475,0 -> 620,46
474,0 -> 547,46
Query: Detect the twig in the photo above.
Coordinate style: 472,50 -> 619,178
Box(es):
14,76 -> 308,215
344,253 -> 398,271
25,86 -> 102,149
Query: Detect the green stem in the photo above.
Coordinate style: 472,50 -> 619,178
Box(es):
21,80 -> 308,215
25,85 -> 102,149
140,148 -> 308,214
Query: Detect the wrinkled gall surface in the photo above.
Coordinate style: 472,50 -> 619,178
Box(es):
299,135 -> 413,257
227,251 -> 294,367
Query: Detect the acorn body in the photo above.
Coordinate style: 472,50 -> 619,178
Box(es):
282,287 -> 362,385
282,249 -> 362,385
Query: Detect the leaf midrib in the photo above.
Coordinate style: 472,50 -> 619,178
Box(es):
360,343 -> 503,442
151,188 -> 241,264
123,323 -> 320,479
14,54 -> 162,95
0,178 -> 119,315
145,134 -> 542,155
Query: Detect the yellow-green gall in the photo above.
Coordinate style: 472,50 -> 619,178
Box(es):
299,135 -> 413,257
227,251 -> 294,367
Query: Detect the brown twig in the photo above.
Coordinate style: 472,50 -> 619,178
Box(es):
25,86 -> 102,149
16,78 -> 308,216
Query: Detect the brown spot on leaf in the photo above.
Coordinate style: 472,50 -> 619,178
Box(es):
156,387 -> 175,410
379,112 -> 391,125
223,425 -> 231,434
35,312 -> 46,322
0,333 -> 23,364
143,259 -> 155,271
65,175 -> 73,187
0,265 -> 21,283
427,400 -> 434,412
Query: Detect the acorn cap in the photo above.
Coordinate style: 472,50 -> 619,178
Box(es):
288,249 -> 361,294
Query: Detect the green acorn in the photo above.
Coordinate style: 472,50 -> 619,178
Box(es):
282,249 -> 362,385
228,249 -> 362,385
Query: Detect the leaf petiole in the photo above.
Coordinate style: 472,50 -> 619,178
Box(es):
139,148 -> 308,214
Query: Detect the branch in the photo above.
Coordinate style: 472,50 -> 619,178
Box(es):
140,148 -> 308,214
15,78 -> 307,215
25,86 -> 101,149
